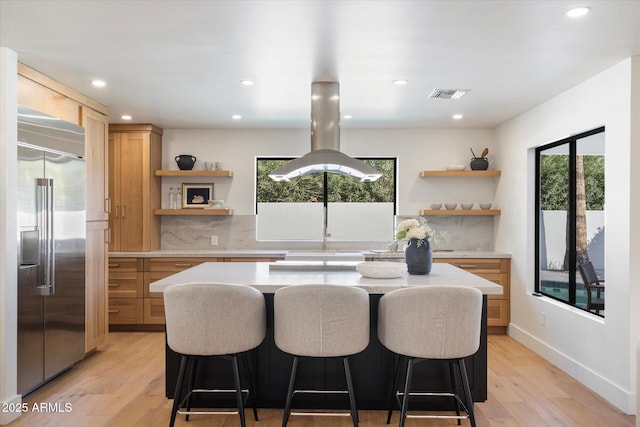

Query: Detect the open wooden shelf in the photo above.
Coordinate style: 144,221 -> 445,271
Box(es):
420,209 -> 501,216
154,208 -> 233,216
155,170 -> 233,177
420,170 -> 501,177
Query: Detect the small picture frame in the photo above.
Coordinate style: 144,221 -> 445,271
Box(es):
182,183 -> 213,208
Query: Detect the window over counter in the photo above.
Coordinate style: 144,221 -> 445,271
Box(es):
255,157 -> 397,241
535,127 -> 605,316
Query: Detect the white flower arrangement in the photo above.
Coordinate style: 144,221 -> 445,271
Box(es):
389,217 -> 436,252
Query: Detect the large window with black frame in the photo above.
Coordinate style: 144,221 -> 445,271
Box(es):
255,157 -> 396,242
535,127 -> 605,316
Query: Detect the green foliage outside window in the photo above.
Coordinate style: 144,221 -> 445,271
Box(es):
539,155 -> 604,210
256,158 -> 395,203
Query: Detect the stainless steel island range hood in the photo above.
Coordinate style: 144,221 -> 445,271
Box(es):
268,82 -> 382,182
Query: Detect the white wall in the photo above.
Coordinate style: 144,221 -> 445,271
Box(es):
0,47 -> 20,425
162,127 -> 497,216
495,57 -> 639,413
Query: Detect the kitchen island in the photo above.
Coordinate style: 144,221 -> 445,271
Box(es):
150,262 -> 502,409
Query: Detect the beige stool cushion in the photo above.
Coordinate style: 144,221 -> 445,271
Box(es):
274,285 -> 370,357
378,285 -> 482,359
164,283 -> 266,356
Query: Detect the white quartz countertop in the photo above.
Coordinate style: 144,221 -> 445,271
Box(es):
149,262 -> 504,295
110,249 -> 511,259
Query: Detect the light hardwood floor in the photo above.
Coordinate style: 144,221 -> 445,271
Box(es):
8,332 -> 635,426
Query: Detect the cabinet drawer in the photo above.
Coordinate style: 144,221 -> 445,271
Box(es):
143,271 -> 175,298
487,299 -> 510,327
108,298 -> 143,324
108,272 -> 143,298
144,257 -> 215,272
438,258 -> 507,273
108,257 -> 143,272
143,298 -> 165,324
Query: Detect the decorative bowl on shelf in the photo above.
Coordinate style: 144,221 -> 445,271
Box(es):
479,203 -> 492,210
444,203 -> 457,210
445,164 -> 466,171
208,200 -> 224,207
460,203 -> 473,210
430,203 -> 442,210
356,261 -> 407,279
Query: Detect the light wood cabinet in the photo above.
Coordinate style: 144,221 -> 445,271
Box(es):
82,107 -> 109,222
17,73 -> 81,125
141,258 -> 217,324
85,222 -> 109,352
108,256 -> 284,328
108,258 -> 144,325
435,258 -> 510,333
108,124 -> 162,251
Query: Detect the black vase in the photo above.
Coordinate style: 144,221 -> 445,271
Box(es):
404,238 -> 433,275
470,157 -> 489,170
175,154 -> 197,170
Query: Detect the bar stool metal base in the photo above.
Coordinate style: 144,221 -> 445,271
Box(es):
386,356 -> 476,427
169,353 -> 259,427
282,356 -> 360,427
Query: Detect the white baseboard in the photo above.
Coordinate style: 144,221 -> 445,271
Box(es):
0,394 -> 22,425
508,323 -> 635,415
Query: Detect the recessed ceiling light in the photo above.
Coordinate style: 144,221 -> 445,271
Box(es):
566,7 -> 591,18
121,115 -> 132,120
452,114 -> 463,120
343,115 -> 353,119
91,79 -> 106,88
232,114 -> 242,120
240,80 -> 255,86
393,79 -> 408,85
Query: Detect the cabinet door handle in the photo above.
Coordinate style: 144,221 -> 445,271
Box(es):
458,264 -> 478,269
108,309 -> 120,314
115,205 -> 120,219
108,283 -> 120,287
104,228 -> 111,244
122,205 -> 126,218
105,198 -> 111,214
174,263 -> 192,268
108,263 -> 119,268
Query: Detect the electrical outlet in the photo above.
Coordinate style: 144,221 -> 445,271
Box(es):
210,235 -> 218,246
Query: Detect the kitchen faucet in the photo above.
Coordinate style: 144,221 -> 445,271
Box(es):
322,205 -> 329,250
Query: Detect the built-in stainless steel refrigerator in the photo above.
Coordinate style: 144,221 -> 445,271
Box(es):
17,105 -> 86,396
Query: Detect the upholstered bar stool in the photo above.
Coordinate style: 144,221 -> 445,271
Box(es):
164,283 -> 266,427
274,284 -> 370,427
378,285 -> 483,427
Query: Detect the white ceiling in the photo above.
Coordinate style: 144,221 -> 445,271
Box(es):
2,0 -> 640,129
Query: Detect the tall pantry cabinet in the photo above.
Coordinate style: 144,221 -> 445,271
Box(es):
108,124 -> 162,252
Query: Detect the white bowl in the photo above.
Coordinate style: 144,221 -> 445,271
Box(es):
208,199 -> 225,207
430,203 -> 442,210
460,203 -> 473,210
444,203 -> 457,210
479,203 -> 492,210
356,261 -> 407,279
445,164 -> 466,171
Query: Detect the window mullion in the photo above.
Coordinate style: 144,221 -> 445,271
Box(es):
568,140 -> 577,305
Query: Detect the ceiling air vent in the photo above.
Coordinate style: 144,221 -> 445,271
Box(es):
428,89 -> 469,100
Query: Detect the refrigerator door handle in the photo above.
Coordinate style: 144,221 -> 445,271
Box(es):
36,178 -> 55,296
